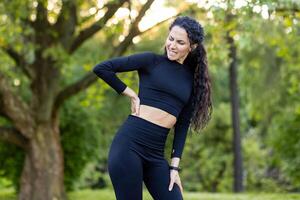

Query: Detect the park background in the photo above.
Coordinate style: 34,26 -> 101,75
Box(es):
0,0 -> 299,199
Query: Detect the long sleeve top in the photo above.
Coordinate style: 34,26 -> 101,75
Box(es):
93,51 -> 194,159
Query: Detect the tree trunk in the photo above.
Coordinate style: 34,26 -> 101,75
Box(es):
18,121 -> 66,200
227,32 -> 244,192
0,1 -> 163,198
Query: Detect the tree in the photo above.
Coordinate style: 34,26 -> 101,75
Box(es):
225,11 -> 244,192
0,0 -> 178,199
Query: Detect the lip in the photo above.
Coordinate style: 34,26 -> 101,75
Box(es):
168,48 -> 177,52
168,49 -> 177,55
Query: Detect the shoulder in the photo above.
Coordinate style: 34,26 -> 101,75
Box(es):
140,51 -> 161,60
132,51 -> 165,66
131,51 -> 157,58
128,51 -> 157,62
147,52 -> 167,65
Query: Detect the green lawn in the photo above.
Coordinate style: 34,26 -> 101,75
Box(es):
1,188 -> 300,200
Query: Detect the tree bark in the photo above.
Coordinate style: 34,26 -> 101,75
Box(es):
226,31 -> 244,192
0,1 -> 173,199
19,120 -> 66,200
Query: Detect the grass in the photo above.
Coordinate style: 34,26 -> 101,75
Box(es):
1,188 -> 300,200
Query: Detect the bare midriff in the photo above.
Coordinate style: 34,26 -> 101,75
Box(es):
131,104 -> 177,129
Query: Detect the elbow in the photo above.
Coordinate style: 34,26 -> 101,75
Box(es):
92,64 -> 105,77
93,61 -> 112,76
92,64 -> 100,74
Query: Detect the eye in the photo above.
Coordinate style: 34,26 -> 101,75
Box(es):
169,36 -> 174,41
178,41 -> 185,45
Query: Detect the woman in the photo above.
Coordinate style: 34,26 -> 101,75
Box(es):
93,16 -> 212,200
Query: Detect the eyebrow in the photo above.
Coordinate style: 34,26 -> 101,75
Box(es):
169,35 -> 186,43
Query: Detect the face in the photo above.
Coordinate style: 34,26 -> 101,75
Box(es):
165,25 -> 192,64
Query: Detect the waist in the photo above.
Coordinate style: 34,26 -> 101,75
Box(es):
133,104 -> 177,129
123,114 -> 171,151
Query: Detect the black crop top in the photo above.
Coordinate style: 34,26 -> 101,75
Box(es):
93,51 -> 194,159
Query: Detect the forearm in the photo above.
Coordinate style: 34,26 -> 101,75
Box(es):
121,86 -> 137,98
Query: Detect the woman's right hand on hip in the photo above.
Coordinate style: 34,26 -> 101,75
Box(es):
121,87 -> 140,116
130,95 -> 140,116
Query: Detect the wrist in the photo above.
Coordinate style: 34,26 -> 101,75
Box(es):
171,157 -> 180,167
122,87 -> 137,98
169,165 -> 182,172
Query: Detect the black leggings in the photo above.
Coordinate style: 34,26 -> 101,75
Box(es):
107,114 -> 183,200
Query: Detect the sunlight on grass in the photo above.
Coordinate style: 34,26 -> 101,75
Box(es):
1,188 -> 300,200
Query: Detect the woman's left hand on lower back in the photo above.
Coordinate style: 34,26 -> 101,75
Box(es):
168,169 -> 183,194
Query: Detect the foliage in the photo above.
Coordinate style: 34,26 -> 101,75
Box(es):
0,0 -> 300,194
0,143 -> 24,191
59,93 -> 102,191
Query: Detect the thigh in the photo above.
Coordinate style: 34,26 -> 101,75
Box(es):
143,158 -> 183,200
108,130 -> 143,200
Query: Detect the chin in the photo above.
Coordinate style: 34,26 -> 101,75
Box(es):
167,55 -> 176,60
166,52 -> 178,61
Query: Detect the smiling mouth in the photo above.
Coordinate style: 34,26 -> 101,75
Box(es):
168,49 -> 177,55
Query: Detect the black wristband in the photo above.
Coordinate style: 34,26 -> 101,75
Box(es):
169,165 -> 181,172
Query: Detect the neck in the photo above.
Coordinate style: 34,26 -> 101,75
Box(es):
177,54 -> 188,64
176,59 -> 184,64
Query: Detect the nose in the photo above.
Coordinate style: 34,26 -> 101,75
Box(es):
169,41 -> 177,50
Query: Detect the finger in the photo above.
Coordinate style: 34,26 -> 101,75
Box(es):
135,104 -> 139,115
179,183 -> 183,194
175,181 -> 183,194
131,100 -> 135,114
132,99 -> 138,115
135,99 -> 140,115
131,107 -> 136,115
168,179 -> 174,191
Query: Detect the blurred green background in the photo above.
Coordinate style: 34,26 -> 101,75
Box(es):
0,0 -> 299,199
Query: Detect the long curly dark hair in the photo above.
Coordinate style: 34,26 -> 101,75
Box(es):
164,16 -> 212,131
